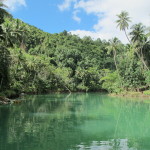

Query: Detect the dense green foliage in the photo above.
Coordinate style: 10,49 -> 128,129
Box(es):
0,6 -> 150,96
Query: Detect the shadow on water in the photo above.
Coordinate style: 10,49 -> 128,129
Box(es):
0,93 -> 150,150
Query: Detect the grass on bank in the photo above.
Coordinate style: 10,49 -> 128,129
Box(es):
110,90 -> 150,98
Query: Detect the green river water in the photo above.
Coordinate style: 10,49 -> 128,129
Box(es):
0,93 -> 150,150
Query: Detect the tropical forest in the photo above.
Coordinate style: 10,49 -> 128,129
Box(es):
0,2 -> 150,97
0,0 -> 150,150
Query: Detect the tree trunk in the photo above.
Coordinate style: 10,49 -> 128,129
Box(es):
135,47 -> 149,71
124,29 -> 131,43
140,47 -> 149,70
113,50 -> 123,89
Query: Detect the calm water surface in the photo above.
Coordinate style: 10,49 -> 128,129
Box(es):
0,93 -> 150,150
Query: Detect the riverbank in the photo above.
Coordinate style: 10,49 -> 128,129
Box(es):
1,90 -> 150,105
0,96 -> 11,105
0,96 -> 22,105
109,91 -> 150,99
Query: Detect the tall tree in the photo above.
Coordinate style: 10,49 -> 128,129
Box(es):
107,38 -> 120,71
116,11 -> 131,43
106,38 -> 123,88
130,23 -> 149,70
0,1 -> 11,36
130,23 -> 146,43
0,1 -> 9,21
0,1 -> 11,91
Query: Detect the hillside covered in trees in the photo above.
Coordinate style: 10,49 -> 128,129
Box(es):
0,2 -> 150,97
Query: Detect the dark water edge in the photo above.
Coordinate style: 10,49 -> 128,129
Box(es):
0,93 -> 150,150
0,89 -> 107,99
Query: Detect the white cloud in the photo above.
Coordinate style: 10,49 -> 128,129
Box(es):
72,10 -> 81,23
4,0 -> 26,11
58,0 -> 77,11
70,29 -> 125,42
59,0 -> 150,43
70,30 -> 106,39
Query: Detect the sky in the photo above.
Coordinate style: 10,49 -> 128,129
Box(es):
2,0 -> 150,43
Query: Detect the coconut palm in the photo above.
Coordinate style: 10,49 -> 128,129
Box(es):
0,1 -> 12,40
107,37 -> 121,71
106,37 -> 123,88
130,23 -> 149,70
12,19 -> 29,49
146,27 -> 150,39
0,1 -> 11,90
116,11 -> 131,43
0,1 -> 11,23
1,18 -> 16,46
2,18 -> 29,48
0,2 -> 8,16
130,23 -> 146,43
0,2 -> 7,37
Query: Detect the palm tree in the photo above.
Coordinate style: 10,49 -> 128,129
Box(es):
0,2 -> 6,36
0,1 -> 11,23
107,37 -> 123,88
0,2 -> 11,90
0,1 -> 11,40
1,18 -> 16,46
13,19 -> 29,49
107,38 -> 121,71
0,2 -> 8,16
130,23 -> 146,43
130,23 -> 149,70
2,18 -> 29,48
116,11 -> 131,43
146,26 -> 150,40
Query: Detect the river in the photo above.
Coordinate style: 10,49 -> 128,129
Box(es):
0,93 -> 150,150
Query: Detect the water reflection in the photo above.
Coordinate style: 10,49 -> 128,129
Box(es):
0,93 -> 150,150
75,139 -> 137,150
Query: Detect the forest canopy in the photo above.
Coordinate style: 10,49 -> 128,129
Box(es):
0,3 -> 150,96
